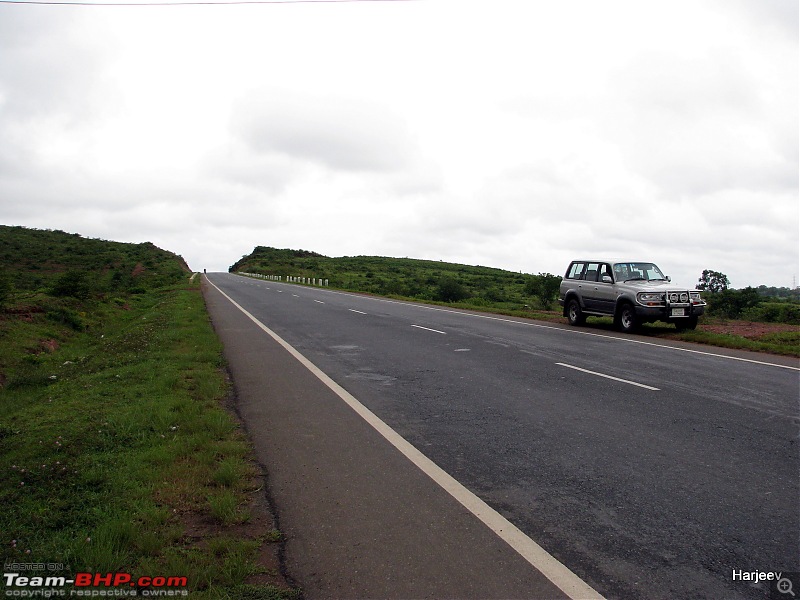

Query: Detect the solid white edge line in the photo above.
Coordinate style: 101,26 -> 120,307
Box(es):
411,324 -> 447,335
207,276 -> 605,600
556,363 -> 660,391
235,274 -> 797,372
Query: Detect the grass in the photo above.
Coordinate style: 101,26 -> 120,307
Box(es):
0,278 -> 298,598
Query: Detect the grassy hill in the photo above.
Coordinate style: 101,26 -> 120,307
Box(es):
0,226 -> 297,598
229,246 -> 558,311
0,225 -> 189,296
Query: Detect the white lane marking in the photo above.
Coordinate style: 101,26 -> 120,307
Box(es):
207,276 -> 604,600
349,309 -> 367,315
556,362 -> 660,391
411,324 -> 446,335
292,294 -> 299,297
314,300 -> 325,304
232,275 -> 796,372
455,348 -> 471,352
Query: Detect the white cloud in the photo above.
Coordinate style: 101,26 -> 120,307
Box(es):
0,0 -> 796,288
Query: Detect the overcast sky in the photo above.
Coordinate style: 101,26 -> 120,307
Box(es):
0,0 -> 797,288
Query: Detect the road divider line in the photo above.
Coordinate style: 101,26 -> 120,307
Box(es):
206,276 -> 604,600
314,300 -> 325,304
556,362 -> 660,391
411,324 -> 446,335
349,309 -> 367,315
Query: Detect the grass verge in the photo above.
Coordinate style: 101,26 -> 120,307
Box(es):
0,278 -> 299,599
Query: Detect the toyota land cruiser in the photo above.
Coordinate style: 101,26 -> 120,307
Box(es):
558,260 -> 706,332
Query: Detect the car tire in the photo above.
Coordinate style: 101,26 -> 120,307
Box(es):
567,299 -> 586,326
616,303 -> 638,333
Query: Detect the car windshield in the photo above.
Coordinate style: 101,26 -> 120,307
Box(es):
612,262 -> 666,282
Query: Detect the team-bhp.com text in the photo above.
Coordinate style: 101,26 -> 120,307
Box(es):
3,573 -> 188,597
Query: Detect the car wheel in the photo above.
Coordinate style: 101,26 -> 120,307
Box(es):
616,303 -> 638,333
567,299 -> 586,326
675,316 -> 698,331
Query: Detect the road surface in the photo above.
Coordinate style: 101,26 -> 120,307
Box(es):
204,273 -> 799,600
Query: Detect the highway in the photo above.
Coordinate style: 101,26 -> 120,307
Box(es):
205,272 -> 799,600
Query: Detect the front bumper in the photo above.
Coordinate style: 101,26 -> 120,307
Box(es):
635,302 -> 705,320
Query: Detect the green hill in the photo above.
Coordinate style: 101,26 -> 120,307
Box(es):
0,225 -> 189,297
230,246 -> 561,310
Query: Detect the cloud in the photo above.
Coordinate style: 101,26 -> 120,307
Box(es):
607,50 -> 797,197
0,1 -> 796,288
232,89 -> 419,173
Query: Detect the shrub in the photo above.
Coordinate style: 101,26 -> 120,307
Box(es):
50,270 -> 91,300
435,278 -> 469,303
741,302 -> 800,324
706,287 -> 761,319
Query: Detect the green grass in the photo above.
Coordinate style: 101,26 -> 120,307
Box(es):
0,278 -> 296,598
670,327 -> 800,356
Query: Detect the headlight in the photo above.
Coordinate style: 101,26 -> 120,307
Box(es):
689,292 -> 704,304
637,292 -> 664,305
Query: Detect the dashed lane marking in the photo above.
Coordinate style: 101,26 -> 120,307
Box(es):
411,324 -> 446,335
556,362 -> 660,391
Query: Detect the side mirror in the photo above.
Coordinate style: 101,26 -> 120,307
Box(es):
666,275 -> 671,282
602,275 -> 613,283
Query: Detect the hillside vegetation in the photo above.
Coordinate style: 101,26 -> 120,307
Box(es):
0,225 -> 188,298
1,226 -> 296,598
230,246 -> 560,311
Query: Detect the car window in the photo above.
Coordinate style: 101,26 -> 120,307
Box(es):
614,262 -> 666,282
582,262 -> 601,281
566,262 -> 586,279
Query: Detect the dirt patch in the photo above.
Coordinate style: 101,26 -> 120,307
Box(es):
39,339 -> 60,353
699,321 -> 799,340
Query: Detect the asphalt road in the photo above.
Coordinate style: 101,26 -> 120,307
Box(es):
205,273 -> 799,600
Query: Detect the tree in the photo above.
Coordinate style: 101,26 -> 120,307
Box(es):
697,269 -> 730,293
525,273 -> 562,310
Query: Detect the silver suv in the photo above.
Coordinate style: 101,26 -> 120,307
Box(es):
558,260 -> 706,332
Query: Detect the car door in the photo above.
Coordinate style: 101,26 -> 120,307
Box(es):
580,262 -> 603,311
591,263 -> 617,314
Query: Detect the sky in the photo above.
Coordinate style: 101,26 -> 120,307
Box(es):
0,0 -> 797,289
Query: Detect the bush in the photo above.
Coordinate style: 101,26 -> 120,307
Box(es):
435,278 -> 469,303
706,287 -> 761,319
741,302 -> 800,324
46,306 -> 86,331
50,270 -> 91,300
525,273 -> 561,310
0,270 -> 11,309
